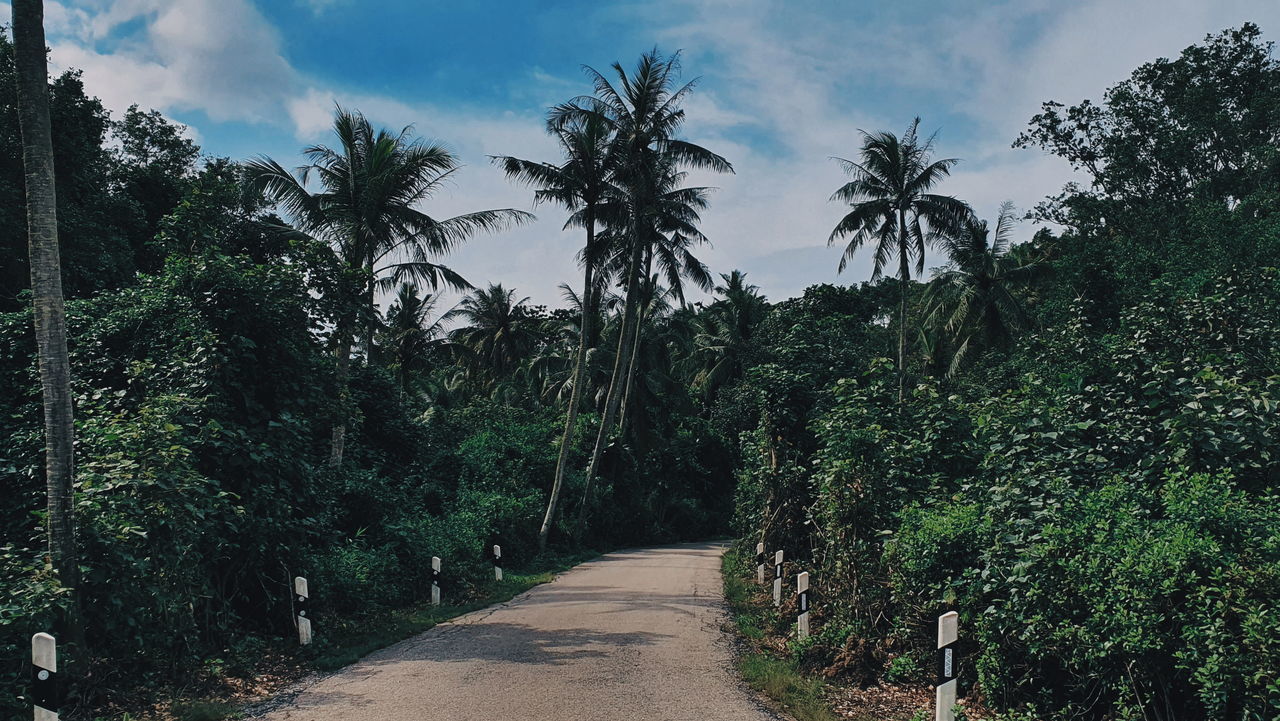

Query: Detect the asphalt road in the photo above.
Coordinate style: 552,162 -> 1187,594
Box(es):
254,542 -> 778,721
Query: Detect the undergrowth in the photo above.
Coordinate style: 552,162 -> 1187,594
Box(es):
722,548 -> 836,721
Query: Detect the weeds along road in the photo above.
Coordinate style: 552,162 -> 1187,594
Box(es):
253,542 -> 778,721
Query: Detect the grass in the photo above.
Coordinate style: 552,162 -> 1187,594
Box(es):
721,547 -> 837,721
739,654 -> 835,721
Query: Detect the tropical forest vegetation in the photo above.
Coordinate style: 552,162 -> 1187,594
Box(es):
1,9 -> 1277,719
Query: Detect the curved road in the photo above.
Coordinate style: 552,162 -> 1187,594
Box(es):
256,542 -> 777,721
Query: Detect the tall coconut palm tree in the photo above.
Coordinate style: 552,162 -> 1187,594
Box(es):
529,282 -> 624,410
246,107 -> 531,466
924,201 -> 1045,375
828,118 -> 969,401
607,164 -> 716,433
492,115 -> 617,550
13,0 -> 84,652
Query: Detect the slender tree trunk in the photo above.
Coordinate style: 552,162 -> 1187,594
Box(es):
538,217 -> 595,551
363,271 -> 376,363
897,209 -> 908,404
618,247 -> 652,432
578,233 -> 643,528
14,0 -> 85,654
329,327 -> 352,468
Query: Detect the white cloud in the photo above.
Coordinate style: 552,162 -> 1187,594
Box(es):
47,0 -> 296,123
632,0 -> 1280,300
32,0 -> 1280,307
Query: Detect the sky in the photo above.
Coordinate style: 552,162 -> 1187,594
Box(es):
4,0 -> 1279,308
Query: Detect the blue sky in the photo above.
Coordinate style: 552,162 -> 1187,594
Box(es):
7,0 -> 1280,307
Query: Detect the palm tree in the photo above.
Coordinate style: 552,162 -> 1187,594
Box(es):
614,281 -> 693,443
552,51 -> 733,510
381,283 -> 450,394
493,115 -> 616,550
246,107 -> 531,466
923,201 -> 1045,375
689,271 -> 768,398
608,163 -> 716,432
529,283 -> 624,411
13,0 -> 84,652
449,283 -> 544,389
828,118 -> 969,401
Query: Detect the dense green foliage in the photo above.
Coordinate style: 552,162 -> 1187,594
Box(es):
0,40 -> 736,715
730,25 -> 1280,721
2,20 -> 1278,721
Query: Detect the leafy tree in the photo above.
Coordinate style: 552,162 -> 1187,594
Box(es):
111,105 -> 200,271
245,107 -> 531,466
1017,23 -> 1280,214
828,118 -> 969,401
0,31 -> 150,305
1014,23 -> 1280,324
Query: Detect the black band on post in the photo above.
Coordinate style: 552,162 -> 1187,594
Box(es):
31,664 -> 59,712
796,590 -> 809,613
774,563 -> 782,579
431,567 -> 441,584
296,594 -> 308,618
935,642 -> 957,686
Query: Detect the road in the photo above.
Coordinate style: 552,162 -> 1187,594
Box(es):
254,542 -> 778,721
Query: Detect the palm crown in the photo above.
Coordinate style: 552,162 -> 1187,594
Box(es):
924,201 -> 1046,374
828,117 -> 969,400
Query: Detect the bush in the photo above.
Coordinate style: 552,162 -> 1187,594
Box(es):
733,268 -> 1280,719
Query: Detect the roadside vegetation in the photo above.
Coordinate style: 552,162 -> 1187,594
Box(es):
120,557 -> 589,721
729,25 -> 1280,721
1,13 -> 1277,721
722,549 -> 837,721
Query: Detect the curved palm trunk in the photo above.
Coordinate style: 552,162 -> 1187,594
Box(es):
14,0 -> 85,654
578,234 -> 644,530
539,218 -> 595,551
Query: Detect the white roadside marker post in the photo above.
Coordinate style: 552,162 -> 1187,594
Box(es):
772,550 -> 784,606
31,632 -> 58,721
796,572 -> 811,640
935,611 -> 959,721
295,576 -> 312,646
493,545 -> 503,582
755,542 -> 766,584
431,556 -> 442,606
